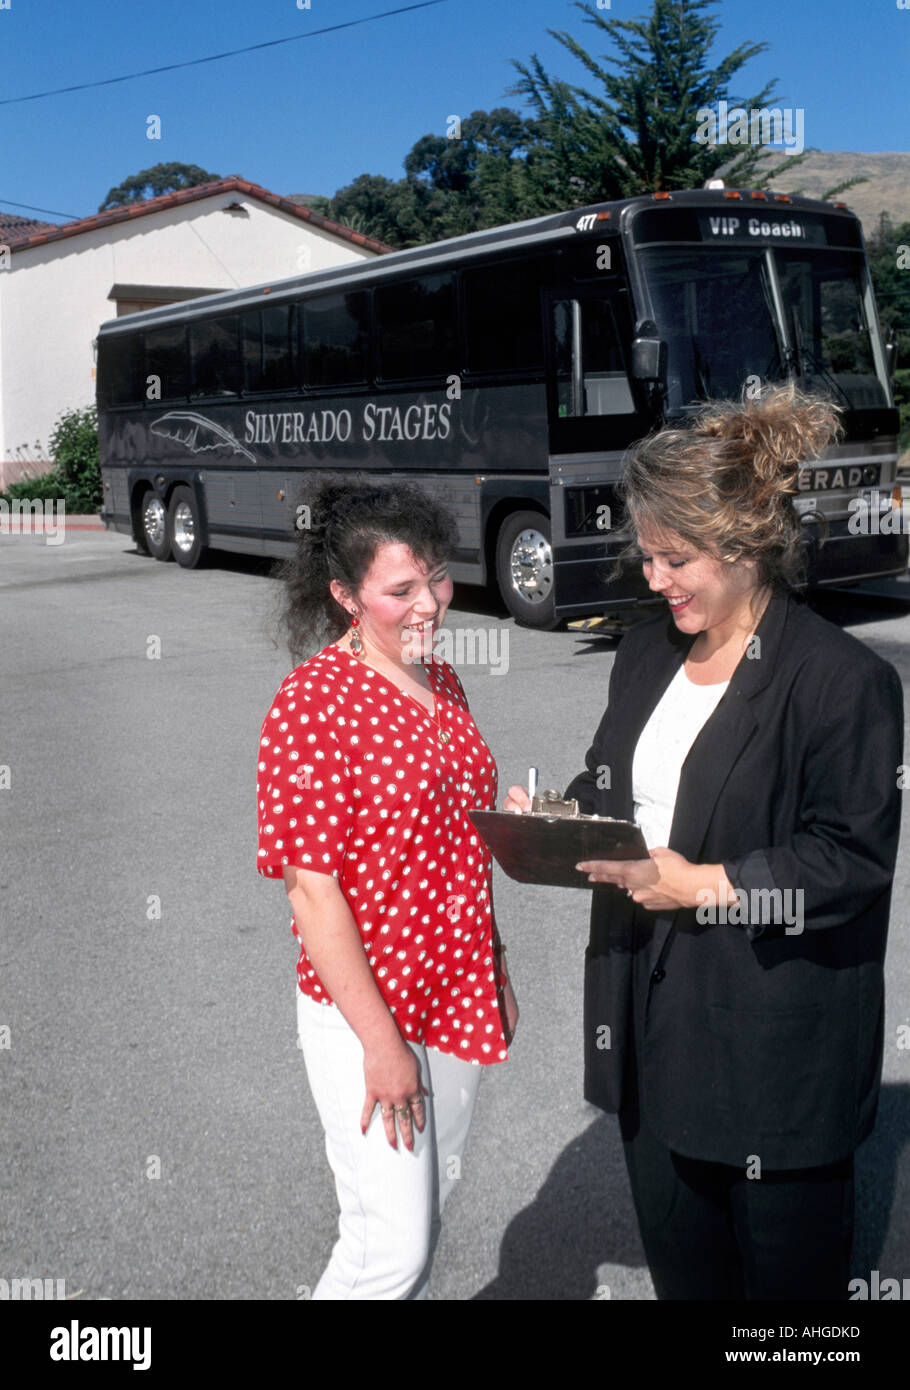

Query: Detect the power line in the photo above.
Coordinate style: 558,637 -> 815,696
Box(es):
0,0 -> 448,107
0,197 -> 81,221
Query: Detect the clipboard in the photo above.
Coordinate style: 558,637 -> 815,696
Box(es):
468,807 -> 649,889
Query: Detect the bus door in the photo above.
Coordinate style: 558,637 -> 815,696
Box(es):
541,285 -> 651,614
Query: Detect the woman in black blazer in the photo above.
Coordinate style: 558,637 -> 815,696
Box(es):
506,384 -> 903,1300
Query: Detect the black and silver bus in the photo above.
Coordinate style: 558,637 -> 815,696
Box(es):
97,187 -> 905,627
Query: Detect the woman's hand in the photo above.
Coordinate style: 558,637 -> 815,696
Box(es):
504,785 -> 531,813
575,846 -> 699,912
361,1037 -> 427,1151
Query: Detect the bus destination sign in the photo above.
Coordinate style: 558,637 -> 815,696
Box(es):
697,212 -> 828,246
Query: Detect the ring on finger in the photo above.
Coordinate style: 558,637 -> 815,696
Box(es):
381,1105 -> 395,1116
408,1096 -> 425,1109
395,1104 -> 410,1116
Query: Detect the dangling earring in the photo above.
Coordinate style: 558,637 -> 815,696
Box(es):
349,610 -> 364,658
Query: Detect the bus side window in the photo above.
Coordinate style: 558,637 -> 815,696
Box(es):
375,273 -> 457,382
145,324 -> 190,402
242,311 -> 263,391
189,317 -> 240,398
300,292 -> 370,389
463,255 -> 552,374
99,333 -> 144,407
552,296 -> 635,417
243,306 -> 296,393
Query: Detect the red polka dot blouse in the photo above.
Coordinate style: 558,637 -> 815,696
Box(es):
257,644 -> 508,1065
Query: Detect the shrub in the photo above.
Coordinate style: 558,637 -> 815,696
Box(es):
48,405 -> 101,512
1,468 -> 63,506
0,406 -> 101,511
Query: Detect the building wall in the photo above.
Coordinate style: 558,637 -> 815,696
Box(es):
0,194 -> 378,469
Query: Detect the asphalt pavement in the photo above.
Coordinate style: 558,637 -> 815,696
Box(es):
1,520 -> 908,1302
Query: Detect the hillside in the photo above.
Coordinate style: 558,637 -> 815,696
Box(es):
750,151 -> 910,233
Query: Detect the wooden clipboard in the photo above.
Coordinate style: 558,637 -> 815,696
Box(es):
468,809 -> 649,889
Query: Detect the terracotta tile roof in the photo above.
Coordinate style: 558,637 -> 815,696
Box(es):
0,211 -> 57,240
3,177 -> 392,256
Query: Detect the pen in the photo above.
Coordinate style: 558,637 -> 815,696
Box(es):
528,766 -> 538,810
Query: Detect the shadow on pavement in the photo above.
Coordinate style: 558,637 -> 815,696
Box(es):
472,1113 -> 647,1300
851,1082 -> 910,1281
471,1083 -> 910,1300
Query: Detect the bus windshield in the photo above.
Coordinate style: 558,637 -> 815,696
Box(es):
775,251 -> 888,412
638,247 -> 786,410
638,246 -> 888,414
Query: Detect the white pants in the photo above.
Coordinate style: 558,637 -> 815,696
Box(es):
296,988 -> 483,1300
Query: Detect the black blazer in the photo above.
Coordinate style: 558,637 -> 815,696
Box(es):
565,586 -> 904,1169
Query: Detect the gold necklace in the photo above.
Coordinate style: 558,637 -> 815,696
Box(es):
340,627 -> 450,745
429,662 -> 451,745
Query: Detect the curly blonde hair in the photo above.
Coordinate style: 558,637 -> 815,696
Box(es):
611,382 -> 842,591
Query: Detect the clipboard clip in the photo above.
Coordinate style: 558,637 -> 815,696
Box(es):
530,789 -> 580,818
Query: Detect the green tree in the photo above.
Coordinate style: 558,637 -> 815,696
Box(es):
405,108 -> 551,235
320,1 -> 825,247
326,111 -> 547,249
324,173 -> 438,248
511,0 -> 809,207
99,162 -> 220,211
405,110 -> 536,194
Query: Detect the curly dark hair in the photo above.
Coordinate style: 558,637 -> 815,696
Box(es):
609,381 -> 842,592
271,473 -> 459,662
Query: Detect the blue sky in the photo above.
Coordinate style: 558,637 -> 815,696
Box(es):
0,0 -> 905,225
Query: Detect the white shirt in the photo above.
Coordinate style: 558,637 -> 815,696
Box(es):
632,665 -> 729,848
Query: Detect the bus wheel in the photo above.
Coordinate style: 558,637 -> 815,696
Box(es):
141,491 -> 172,562
169,486 -> 204,568
495,510 -> 558,629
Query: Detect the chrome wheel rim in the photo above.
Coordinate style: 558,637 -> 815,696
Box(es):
172,501 -> 195,554
143,496 -> 166,548
509,527 -> 553,605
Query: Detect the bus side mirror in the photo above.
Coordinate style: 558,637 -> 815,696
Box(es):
630,320 -> 667,383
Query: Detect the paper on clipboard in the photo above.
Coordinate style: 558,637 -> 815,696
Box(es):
468,808 -> 649,889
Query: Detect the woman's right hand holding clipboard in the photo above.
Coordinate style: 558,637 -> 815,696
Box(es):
500,783 -> 680,906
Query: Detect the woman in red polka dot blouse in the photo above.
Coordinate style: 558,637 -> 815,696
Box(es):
257,477 -> 516,1299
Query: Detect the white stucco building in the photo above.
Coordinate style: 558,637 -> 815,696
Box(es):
0,177 -> 388,487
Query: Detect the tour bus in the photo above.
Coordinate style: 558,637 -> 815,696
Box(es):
97,187 -> 905,628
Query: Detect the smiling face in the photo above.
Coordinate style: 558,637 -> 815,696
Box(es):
330,541 -> 453,667
636,523 -> 763,638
